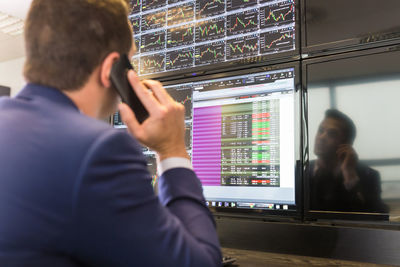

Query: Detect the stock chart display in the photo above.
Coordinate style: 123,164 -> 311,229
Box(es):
226,34 -> 258,59
140,30 -> 166,52
195,41 -> 225,64
166,47 -> 194,70
227,9 -> 259,35
130,0 -> 296,76
167,3 -> 195,25
165,84 -> 193,119
167,24 -> 194,48
196,0 -> 225,18
141,10 -> 166,31
140,53 -> 166,74
195,17 -> 225,42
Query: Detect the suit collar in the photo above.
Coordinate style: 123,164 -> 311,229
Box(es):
17,83 -> 79,112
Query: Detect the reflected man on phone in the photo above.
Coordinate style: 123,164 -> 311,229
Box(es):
309,109 -> 388,213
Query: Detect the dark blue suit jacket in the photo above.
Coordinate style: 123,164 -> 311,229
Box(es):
0,84 -> 221,266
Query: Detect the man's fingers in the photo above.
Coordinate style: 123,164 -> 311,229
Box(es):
127,71 -> 159,114
338,144 -> 351,150
336,148 -> 348,161
336,147 -> 347,155
337,144 -> 351,154
119,103 -> 141,138
142,79 -> 173,106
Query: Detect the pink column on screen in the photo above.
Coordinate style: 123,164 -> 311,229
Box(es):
192,106 -> 221,186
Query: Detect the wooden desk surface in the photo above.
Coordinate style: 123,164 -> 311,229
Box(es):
222,248 -> 396,267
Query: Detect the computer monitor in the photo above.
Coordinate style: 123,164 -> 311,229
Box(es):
113,63 -> 301,219
0,86 -> 10,97
129,0 -> 299,80
301,0 -> 400,56
303,46 -> 400,222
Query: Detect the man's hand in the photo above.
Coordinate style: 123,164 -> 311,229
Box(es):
337,144 -> 359,191
119,70 -> 189,161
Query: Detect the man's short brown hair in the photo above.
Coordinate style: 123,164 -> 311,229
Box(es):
24,0 -> 132,91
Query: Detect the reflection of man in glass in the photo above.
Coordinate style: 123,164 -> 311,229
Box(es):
309,109 -> 388,213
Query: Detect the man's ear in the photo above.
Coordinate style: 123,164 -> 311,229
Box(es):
100,52 -> 120,88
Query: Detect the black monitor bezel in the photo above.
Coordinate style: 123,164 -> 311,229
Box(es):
0,86 -> 11,97
162,61 -> 303,221
301,45 -> 398,222
300,0 -> 400,58
132,0 -> 301,82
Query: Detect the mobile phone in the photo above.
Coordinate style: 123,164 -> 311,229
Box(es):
110,54 -> 149,124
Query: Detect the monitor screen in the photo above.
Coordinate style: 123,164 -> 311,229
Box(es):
129,0 -> 296,78
302,0 -> 400,54
304,46 -> 400,221
113,66 -> 298,215
0,86 -> 10,97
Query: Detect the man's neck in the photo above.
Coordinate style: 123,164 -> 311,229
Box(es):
63,88 -> 98,118
63,69 -> 103,119
315,156 -> 339,171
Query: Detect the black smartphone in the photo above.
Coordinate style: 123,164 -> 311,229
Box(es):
110,54 -> 149,124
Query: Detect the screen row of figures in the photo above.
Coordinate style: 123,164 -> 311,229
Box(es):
135,17 -> 294,53
131,0 -> 292,14
132,28 -> 295,75
130,1 -> 294,34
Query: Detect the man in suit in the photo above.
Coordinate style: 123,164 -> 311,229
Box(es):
309,109 -> 388,213
0,0 -> 221,266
